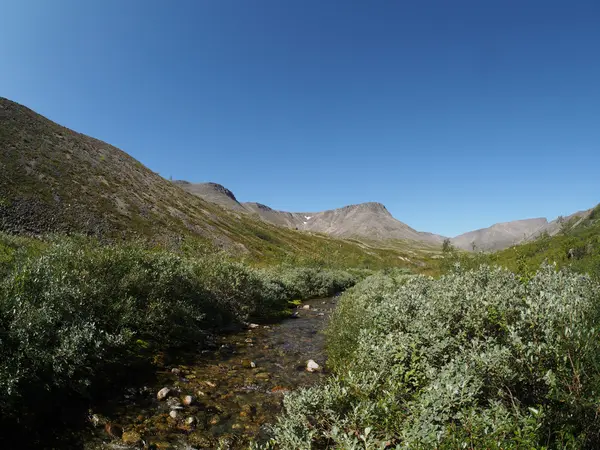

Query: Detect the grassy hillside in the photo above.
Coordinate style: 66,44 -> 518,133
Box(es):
488,204 -> 600,279
0,97 -> 422,270
434,204 -> 600,280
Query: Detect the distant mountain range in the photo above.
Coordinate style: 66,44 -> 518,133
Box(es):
175,181 -> 597,251
1,96 -> 595,254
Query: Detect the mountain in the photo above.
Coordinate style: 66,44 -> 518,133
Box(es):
0,97 -> 415,268
177,181 -> 446,245
172,181 -> 248,214
520,208 -> 596,241
450,218 -> 548,251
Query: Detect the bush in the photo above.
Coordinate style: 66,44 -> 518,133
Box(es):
0,237 -> 358,442
266,265 -> 600,449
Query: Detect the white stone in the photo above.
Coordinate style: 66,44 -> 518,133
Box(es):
157,387 -> 171,401
306,359 -> 320,372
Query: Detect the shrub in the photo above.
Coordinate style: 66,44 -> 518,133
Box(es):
0,237 -> 359,442
266,265 -> 600,449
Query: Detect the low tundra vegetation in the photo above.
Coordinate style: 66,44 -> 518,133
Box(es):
0,236 -> 359,442
265,265 -> 600,449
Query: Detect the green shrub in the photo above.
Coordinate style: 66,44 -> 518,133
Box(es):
0,237 -> 358,442
266,265 -> 600,449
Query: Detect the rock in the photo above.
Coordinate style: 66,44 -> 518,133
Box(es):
171,367 -> 181,375
196,390 -> 206,397
183,395 -> 194,406
302,304 -> 311,310
104,422 -> 123,439
185,416 -> 196,426
121,430 -> 142,445
290,311 -> 300,318
209,415 -> 220,425
245,338 -> 253,343
232,423 -> 243,430
248,323 -> 260,329
169,410 -> 178,419
263,325 -> 270,329
318,312 -> 325,316
167,397 -> 183,409
204,381 -> 216,388
242,359 -> 256,369
88,413 -> 107,428
157,387 -> 171,401
306,360 -> 320,372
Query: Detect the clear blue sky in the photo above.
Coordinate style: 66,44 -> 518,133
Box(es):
2,0 -> 599,237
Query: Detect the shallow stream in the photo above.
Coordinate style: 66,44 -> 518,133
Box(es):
82,296 -> 337,449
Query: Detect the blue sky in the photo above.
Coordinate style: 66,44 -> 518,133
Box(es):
2,0 -> 599,237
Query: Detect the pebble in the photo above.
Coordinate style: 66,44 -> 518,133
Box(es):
183,395 -> 194,406
204,381 -> 216,388
302,304 -> 311,310
185,416 -> 196,426
121,430 -> 142,445
169,410 -> 178,419
248,323 -> 260,329
306,359 -> 320,372
171,368 -> 181,375
157,387 -> 171,401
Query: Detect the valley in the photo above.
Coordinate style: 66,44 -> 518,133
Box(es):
1,97 -> 599,449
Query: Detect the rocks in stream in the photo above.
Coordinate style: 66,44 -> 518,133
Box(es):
306,360 -> 321,373
242,359 -> 256,368
157,387 -> 171,401
121,430 -> 142,445
185,416 -> 197,427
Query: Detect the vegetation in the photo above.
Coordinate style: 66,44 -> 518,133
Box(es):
264,265 -> 600,449
0,234 -> 360,444
436,205 -> 600,281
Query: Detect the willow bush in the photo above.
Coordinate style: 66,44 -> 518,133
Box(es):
265,265 -> 600,449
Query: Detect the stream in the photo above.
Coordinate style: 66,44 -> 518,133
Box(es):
82,296 -> 337,449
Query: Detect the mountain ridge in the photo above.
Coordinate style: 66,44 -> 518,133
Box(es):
175,181 -> 446,244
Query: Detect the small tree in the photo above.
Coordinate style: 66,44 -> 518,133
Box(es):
442,238 -> 454,253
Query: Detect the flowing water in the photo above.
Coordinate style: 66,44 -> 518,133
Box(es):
82,297 -> 337,449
